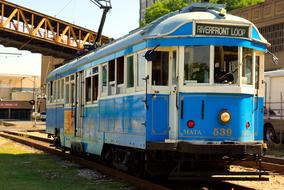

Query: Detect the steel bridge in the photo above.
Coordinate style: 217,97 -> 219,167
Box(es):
0,1 -> 110,59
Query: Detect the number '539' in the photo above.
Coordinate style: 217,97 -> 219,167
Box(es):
214,128 -> 232,136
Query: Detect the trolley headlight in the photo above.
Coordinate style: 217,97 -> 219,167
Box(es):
219,110 -> 231,124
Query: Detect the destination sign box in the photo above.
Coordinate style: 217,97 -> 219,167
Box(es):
195,23 -> 249,38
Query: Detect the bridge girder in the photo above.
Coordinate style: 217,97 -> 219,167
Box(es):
0,1 -> 110,59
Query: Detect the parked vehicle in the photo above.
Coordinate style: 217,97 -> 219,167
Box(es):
264,69 -> 284,144
31,112 -> 40,120
40,112 -> 46,121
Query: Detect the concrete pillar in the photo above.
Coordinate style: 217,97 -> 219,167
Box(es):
40,55 -> 65,112
41,55 -> 65,88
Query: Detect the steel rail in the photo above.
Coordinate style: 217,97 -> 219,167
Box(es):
240,158 -> 284,174
2,130 -> 52,143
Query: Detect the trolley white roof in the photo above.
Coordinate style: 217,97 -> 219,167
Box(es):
47,3 -> 269,81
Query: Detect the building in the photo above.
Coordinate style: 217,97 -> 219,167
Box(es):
226,0 -> 284,71
0,74 -> 40,120
140,0 -> 157,22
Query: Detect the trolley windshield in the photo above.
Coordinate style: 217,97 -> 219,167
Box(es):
183,46 -> 256,87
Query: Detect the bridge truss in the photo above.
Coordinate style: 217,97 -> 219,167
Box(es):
0,1 -> 110,59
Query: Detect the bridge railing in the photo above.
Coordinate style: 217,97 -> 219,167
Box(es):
0,1 -> 109,50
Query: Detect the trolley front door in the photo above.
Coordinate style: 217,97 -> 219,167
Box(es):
150,49 -> 174,139
169,49 -> 179,140
75,71 -> 84,137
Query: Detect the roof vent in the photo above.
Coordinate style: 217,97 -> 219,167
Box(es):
181,2 -> 226,17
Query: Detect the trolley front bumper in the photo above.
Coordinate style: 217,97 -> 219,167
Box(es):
146,141 -> 264,155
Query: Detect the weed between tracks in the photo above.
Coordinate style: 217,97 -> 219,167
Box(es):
0,137 -> 133,190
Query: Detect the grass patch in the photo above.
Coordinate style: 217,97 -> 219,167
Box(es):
0,138 -> 132,190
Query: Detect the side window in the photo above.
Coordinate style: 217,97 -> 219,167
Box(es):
127,56 -> 134,88
117,56 -> 125,94
61,79 -> 64,100
50,81 -> 54,102
70,82 -> 75,104
57,80 -> 60,101
109,60 -> 116,95
92,75 -> 99,101
101,64 -> 108,95
117,57 -> 124,85
69,75 -> 75,104
85,77 -> 92,102
137,53 -> 146,88
65,76 -> 70,104
53,80 -> 56,101
152,51 -> 169,86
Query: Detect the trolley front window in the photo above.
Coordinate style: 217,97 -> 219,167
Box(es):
184,46 -> 210,85
242,48 -> 253,85
152,51 -> 169,86
214,46 -> 238,84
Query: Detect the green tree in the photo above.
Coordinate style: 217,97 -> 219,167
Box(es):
142,0 -> 264,26
142,0 -> 188,26
215,0 -> 264,10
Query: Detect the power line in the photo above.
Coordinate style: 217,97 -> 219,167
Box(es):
55,0 -> 74,17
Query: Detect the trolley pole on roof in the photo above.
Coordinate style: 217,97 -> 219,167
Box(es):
90,0 -> 112,49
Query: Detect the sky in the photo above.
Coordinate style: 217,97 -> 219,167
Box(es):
0,0 -> 140,76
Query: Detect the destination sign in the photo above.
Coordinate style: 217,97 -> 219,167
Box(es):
195,23 -> 249,38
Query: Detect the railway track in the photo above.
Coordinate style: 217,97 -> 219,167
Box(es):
240,157 -> 284,174
1,130 -> 281,189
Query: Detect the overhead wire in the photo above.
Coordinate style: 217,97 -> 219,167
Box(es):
54,0 -> 74,17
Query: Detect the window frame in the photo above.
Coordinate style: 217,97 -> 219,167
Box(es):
85,76 -> 92,104
213,46 -> 240,86
100,63 -> 109,97
241,47 -> 254,86
136,51 -> 147,92
64,74 -> 75,106
92,73 -> 99,103
108,59 -> 116,96
183,45 -> 211,86
84,66 -> 100,104
57,79 -> 60,101
64,76 -> 70,105
125,54 -> 136,94
60,78 -> 64,101
180,46 -> 258,94
116,56 -> 125,94
148,47 -> 173,93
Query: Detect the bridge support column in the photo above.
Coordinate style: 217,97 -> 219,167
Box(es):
41,55 -> 65,88
40,55 -> 65,112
